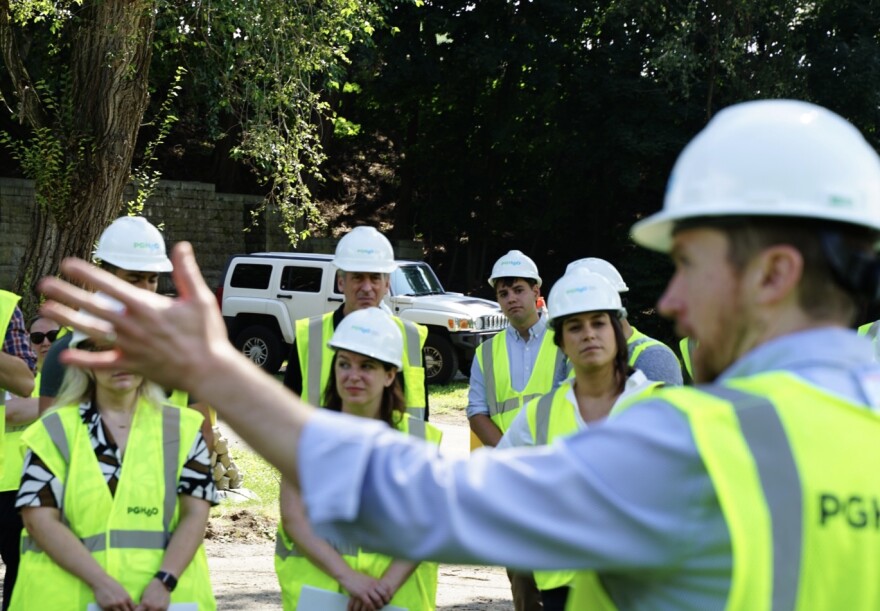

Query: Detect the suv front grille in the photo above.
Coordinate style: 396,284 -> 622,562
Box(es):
480,314 -> 507,331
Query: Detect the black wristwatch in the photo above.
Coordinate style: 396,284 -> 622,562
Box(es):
154,570 -> 178,592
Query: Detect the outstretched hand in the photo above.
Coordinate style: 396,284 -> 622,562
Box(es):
39,241 -> 314,486
38,241 -> 240,394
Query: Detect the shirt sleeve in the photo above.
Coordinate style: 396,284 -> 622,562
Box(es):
495,401 -> 535,449
39,334 -> 72,398
634,344 -> 684,386
16,450 -> 63,509
178,432 -> 219,506
465,355 -> 489,419
3,307 -> 37,373
298,403 -> 715,572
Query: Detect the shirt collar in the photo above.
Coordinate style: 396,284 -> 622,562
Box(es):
718,327 -> 873,381
508,313 -> 548,342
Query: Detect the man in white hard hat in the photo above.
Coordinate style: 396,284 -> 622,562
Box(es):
39,217 -> 214,449
44,99 -> 880,609
281,226 -> 429,419
566,258 -> 683,385
468,250 -> 568,449
467,249 -> 568,611
39,216 -> 174,412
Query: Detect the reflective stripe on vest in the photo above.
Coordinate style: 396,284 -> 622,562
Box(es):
21,406 -> 181,555
703,386 -> 802,611
306,315 -> 328,406
480,329 -> 563,424
274,532 -> 359,560
627,327 -> 677,368
399,319 -> 427,420
533,391 -> 556,446
301,313 -> 428,418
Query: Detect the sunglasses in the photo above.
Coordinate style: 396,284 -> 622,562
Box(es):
30,330 -> 60,344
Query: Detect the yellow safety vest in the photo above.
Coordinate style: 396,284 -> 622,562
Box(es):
296,312 -> 428,419
0,290 -> 23,479
679,337 -> 696,381
275,413 -> 442,610
525,377 -> 660,592
568,371 -> 880,610
0,372 -> 39,492
475,328 -> 563,434
10,399 -> 215,610
627,327 -> 680,369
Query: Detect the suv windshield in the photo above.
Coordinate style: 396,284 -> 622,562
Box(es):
391,263 -> 445,296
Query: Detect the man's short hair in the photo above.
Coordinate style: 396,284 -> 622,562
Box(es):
676,217 -> 879,325
494,277 -> 538,291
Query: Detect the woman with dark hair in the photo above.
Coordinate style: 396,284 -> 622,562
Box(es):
497,268 -> 660,610
275,307 -> 442,611
10,295 -> 216,611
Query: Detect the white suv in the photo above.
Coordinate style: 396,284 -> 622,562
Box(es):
217,253 -> 506,384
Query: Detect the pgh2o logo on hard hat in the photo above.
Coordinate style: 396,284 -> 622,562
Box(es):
133,241 -> 162,253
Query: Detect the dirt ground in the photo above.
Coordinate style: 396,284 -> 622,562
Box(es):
207,411 -> 514,610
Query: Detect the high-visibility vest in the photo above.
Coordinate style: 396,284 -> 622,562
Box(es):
475,328 -> 563,434
0,372 -> 39,492
858,322 -> 880,362
679,337 -> 696,380
10,399 -> 215,610
525,377 -> 660,592
0,290 -> 23,479
275,413 -> 442,610
568,371 -> 880,610
296,312 -> 428,419
627,327 -> 680,370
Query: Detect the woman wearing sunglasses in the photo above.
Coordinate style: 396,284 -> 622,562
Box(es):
9,297 -> 216,611
0,316 -> 60,609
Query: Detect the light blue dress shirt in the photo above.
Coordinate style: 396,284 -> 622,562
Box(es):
466,314 -> 568,419
298,328 -> 880,610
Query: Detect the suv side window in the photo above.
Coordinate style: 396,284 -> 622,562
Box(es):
280,265 -> 323,292
230,263 -> 272,289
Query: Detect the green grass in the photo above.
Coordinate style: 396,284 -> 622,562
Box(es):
428,381 -> 469,417
211,446 -> 281,521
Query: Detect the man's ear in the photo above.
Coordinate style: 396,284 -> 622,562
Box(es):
751,245 -> 804,306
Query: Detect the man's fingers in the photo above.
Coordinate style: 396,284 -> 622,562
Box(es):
170,242 -> 209,301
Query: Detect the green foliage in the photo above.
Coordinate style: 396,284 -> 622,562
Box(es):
0,79 -> 89,219
130,66 -> 186,214
154,0 -> 389,243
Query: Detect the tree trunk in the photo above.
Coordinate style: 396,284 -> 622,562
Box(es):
12,0 -> 156,316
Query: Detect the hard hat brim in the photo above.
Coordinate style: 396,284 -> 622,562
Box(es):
631,204 -> 880,253
96,255 -> 174,272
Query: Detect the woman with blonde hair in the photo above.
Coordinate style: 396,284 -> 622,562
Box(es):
275,307 -> 442,611
10,295 -> 216,611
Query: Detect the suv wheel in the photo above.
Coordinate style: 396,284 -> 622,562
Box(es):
235,325 -> 284,374
424,334 -> 458,385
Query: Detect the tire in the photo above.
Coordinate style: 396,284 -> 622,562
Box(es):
235,325 -> 284,373
424,334 -> 458,385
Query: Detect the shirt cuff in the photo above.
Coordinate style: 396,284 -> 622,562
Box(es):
298,409 -> 389,524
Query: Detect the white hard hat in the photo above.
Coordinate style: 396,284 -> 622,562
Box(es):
328,307 -> 403,368
70,293 -> 125,348
632,99 -> 880,252
488,250 -> 542,288
333,227 -> 397,273
94,216 -> 173,272
547,269 -> 624,323
565,258 -> 629,293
